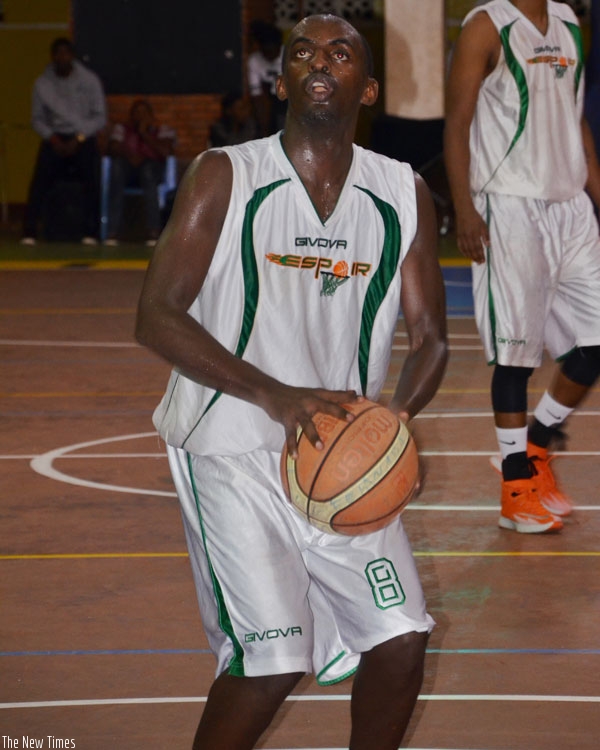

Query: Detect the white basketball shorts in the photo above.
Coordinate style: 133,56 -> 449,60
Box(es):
472,191 -> 600,367
167,444 -> 434,684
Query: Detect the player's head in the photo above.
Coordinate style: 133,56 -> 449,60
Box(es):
277,14 -> 378,124
50,37 -> 75,77
250,19 -> 283,61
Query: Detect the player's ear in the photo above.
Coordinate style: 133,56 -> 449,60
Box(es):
360,77 -> 378,107
276,75 -> 288,102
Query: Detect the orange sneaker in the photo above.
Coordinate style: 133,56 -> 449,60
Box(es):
499,477 -> 563,533
527,442 -> 573,517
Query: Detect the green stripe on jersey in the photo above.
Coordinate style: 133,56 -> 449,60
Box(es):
563,21 -> 584,98
181,178 -> 289,450
501,22 -> 529,156
354,186 -> 401,393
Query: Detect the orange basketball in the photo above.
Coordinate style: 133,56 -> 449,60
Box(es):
280,399 -> 419,535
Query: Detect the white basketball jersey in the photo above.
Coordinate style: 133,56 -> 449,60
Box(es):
153,133 -> 418,456
465,0 -> 586,200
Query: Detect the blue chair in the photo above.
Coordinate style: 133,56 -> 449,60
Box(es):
99,154 -> 177,241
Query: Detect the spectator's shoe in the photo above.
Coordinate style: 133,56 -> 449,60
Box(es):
145,238 -> 157,247
527,442 -> 573,517
499,477 -> 563,533
103,238 -> 119,247
81,236 -> 98,246
20,237 -> 36,246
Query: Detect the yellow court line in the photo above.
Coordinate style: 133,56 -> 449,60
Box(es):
0,391 -> 164,398
0,259 -> 467,271
0,307 -> 136,315
413,551 -> 600,557
0,553 -> 189,560
2,551 -> 599,561
0,261 -> 149,271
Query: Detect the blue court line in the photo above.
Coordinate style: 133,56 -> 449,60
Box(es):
2,647 -> 599,658
442,265 -> 474,317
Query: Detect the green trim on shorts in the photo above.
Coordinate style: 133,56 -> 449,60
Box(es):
315,651 -> 358,687
485,195 -> 498,365
556,345 -> 577,363
185,452 -> 246,676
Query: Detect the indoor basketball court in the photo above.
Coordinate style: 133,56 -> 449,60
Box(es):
1,262 -> 599,749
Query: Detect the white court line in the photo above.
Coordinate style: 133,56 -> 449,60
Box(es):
393,344 -> 483,351
394,332 -> 482,339
23,428 -> 600,502
2,693 -> 599,710
415,410 -> 600,419
6,450 -> 600,461
29,432 -> 176,498
0,339 -> 139,348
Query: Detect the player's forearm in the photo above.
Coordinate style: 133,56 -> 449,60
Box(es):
135,304 -> 282,409
582,120 -> 600,210
443,124 -> 476,217
388,334 -> 448,420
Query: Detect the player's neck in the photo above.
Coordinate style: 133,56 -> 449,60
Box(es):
510,0 -> 549,34
280,126 -> 355,222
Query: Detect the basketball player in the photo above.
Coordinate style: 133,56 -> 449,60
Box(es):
136,14 -> 448,749
444,0 -> 600,533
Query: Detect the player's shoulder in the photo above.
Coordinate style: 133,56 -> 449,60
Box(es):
353,145 -> 417,202
548,0 -> 579,24
462,1 -> 504,34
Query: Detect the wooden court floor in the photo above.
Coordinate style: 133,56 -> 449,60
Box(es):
1,267 -> 599,750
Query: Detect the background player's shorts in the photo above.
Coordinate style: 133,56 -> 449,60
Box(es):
472,191 -> 600,367
167,445 -> 434,685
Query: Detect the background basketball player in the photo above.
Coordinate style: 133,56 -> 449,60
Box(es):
445,0 -> 600,533
136,14 -> 448,749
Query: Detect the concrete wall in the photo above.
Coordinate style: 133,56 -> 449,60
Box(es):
384,0 -> 445,119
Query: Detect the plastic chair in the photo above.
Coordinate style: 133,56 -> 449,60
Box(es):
99,154 -> 177,241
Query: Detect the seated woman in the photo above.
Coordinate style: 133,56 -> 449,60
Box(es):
105,99 -> 176,246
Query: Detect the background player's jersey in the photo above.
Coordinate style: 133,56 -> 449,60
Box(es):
466,0 -> 586,200
153,133 -> 418,456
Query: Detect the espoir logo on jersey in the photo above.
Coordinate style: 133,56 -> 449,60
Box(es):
265,253 -> 372,297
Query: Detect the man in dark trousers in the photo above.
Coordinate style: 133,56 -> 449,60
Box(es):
22,37 -> 106,245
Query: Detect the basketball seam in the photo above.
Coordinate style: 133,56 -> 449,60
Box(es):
306,405 -> 401,522
330,471 -> 419,530
308,428 -> 412,528
306,404 -> 385,506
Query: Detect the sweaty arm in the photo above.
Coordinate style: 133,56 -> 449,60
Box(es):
135,150 -> 356,456
444,11 -> 500,263
387,174 -> 448,422
582,117 -> 600,211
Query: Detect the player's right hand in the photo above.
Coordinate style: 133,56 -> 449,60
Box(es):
262,385 -> 360,459
455,206 -> 490,264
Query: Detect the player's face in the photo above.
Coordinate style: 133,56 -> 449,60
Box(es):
277,15 -> 378,122
52,45 -> 74,77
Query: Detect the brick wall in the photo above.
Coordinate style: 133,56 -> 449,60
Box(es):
101,3 -> 276,165
102,94 -> 223,164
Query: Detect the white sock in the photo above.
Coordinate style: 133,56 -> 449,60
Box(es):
533,391 -> 573,427
495,426 -> 528,460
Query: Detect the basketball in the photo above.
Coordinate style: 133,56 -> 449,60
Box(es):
280,399 -> 419,535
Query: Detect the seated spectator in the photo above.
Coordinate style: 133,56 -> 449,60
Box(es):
21,37 -> 107,245
104,99 -> 176,246
209,93 -> 258,147
247,20 -> 285,137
